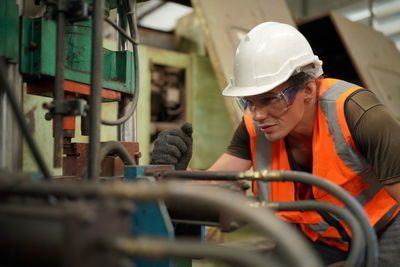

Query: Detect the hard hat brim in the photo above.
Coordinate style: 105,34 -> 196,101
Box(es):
222,79 -> 286,97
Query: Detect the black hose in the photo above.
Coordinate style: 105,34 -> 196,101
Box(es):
0,180 -> 323,267
137,182 -> 323,267
0,59 -> 51,180
113,236 -> 278,267
104,17 -> 138,45
99,141 -> 135,165
53,0 -> 67,168
155,170 -> 378,267
264,201 -> 365,267
0,179 -> 100,198
124,0 -> 138,42
268,171 -> 378,267
87,0 -> 104,180
101,0 -> 139,126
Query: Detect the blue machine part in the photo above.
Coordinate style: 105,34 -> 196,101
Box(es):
124,165 -> 175,267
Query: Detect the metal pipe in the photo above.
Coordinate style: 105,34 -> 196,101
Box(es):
99,141 -> 135,165
0,180 -> 323,267
101,0 -> 139,127
155,169 -> 378,267
262,201 -> 365,267
9,65 -> 23,171
153,170 -> 241,180
1,52 -> 24,171
53,0 -> 67,168
0,179 -> 100,198
0,89 -> 7,168
113,236 -> 278,267
87,0 -> 104,180
0,59 -> 51,179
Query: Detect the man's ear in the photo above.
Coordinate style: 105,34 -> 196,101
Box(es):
303,80 -> 318,101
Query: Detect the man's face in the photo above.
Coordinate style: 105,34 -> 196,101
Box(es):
242,82 -> 306,141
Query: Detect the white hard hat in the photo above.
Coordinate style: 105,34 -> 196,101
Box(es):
223,22 -> 323,97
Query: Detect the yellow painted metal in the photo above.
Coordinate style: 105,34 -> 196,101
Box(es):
137,45 -> 233,168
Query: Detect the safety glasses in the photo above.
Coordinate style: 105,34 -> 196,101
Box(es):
236,86 -> 299,117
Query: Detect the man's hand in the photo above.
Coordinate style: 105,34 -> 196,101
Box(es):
151,123 -> 193,170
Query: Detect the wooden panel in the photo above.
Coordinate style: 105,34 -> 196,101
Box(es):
331,12 -> 400,119
191,0 -> 296,125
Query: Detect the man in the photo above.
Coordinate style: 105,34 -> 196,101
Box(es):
151,22 -> 400,266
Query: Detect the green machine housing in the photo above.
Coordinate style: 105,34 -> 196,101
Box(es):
0,0 -> 20,63
18,0 -> 136,96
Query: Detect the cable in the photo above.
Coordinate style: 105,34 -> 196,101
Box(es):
101,0 -> 139,126
83,141 -> 136,179
0,180 -> 323,267
0,59 -> 51,180
160,183 -> 323,267
99,141 -> 136,165
265,171 -> 378,267
104,17 -> 138,45
154,170 -> 378,267
263,200 -> 365,267
113,236 -> 277,267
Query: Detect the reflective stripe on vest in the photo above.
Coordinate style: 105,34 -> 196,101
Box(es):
320,236 -> 350,246
255,124 -> 271,201
307,221 -> 330,233
245,78 -> 399,249
320,81 -> 381,206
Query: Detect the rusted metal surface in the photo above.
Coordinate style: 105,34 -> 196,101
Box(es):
63,142 -> 139,177
26,80 -> 121,100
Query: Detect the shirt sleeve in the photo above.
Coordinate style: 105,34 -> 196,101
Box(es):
345,90 -> 400,185
226,118 -> 252,160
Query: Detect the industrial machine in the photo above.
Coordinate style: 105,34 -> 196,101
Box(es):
0,1 -> 378,267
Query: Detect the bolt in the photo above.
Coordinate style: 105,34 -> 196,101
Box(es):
44,112 -> 53,121
29,42 -> 38,49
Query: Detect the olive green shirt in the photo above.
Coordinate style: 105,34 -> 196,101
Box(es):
227,90 -> 400,185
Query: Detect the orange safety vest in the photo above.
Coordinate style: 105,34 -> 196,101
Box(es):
244,78 -> 399,251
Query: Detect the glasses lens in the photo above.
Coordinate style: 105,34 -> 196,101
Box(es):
236,97 -> 249,111
282,86 -> 298,105
238,86 -> 298,117
264,96 -> 289,117
265,86 -> 298,116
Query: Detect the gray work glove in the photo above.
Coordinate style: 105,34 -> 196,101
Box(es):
151,123 -> 193,170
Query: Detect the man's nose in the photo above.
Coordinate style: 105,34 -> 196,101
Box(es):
251,106 -> 268,121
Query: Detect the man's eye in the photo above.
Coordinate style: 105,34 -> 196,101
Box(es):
260,96 -> 276,104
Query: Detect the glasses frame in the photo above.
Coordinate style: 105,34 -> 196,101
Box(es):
237,86 -> 299,117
